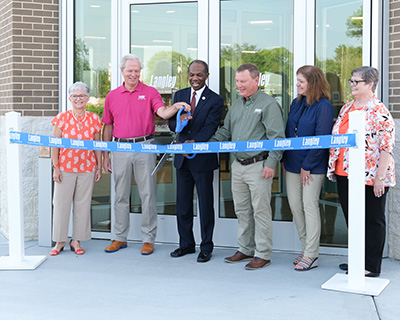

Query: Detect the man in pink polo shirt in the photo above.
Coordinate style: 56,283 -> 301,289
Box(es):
102,54 -> 190,255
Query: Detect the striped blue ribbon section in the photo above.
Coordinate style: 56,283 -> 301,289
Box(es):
9,131 -> 356,154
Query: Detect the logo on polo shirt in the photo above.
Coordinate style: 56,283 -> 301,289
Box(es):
138,95 -> 146,100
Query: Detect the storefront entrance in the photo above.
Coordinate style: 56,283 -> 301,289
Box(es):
68,0 -> 373,254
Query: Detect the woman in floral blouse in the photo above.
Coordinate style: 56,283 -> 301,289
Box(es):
50,82 -> 102,256
327,66 -> 395,277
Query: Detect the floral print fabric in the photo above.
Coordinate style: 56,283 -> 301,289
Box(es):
327,95 -> 395,187
51,110 -> 102,173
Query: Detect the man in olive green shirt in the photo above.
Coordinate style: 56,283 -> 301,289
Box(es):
210,63 -> 285,270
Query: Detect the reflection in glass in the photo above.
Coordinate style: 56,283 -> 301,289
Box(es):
316,0 -> 363,247
74,0 -> 112,232
130,2 -> 198,216
220,0 -> 294,221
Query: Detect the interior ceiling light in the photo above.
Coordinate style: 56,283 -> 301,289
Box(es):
351,16 -> 363,20
166,11 -> 175,13
249,20 -> 273,24
84,36 -> 106,40
90,5 -> 101,8
153,40 -> 172,43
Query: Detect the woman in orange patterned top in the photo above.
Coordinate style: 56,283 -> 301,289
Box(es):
327,67 -> 395,277
49,82 -> 102,256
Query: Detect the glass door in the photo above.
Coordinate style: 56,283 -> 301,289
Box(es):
211,0 -> 301,250
117,0 -> 209,243
116,0 -> 300,249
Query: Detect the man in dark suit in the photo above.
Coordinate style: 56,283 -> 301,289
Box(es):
168,60 -> 224,263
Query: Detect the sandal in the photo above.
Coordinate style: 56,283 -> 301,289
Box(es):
294,256 -> 318,271
293,253 -> 304,265
49,246 -> 64,256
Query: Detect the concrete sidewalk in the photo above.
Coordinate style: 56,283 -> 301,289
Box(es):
0,239 -> 399,320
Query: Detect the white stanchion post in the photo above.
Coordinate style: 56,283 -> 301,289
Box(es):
0,112 -> 46,270
322,110 -> 390,296
348,110 -> 366,289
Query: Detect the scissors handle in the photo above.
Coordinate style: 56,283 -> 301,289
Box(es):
175,107 -> 191,133
175,107 -> 196,159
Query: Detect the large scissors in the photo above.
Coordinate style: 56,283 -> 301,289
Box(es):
151,107 -> 196,175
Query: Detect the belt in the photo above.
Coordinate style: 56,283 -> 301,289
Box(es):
114,135 -> 154,143
237,151 -> 269,166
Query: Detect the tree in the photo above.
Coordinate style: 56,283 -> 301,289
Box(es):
345,7 -> 363,40
144,51 -> 191,90
74,38 -> 90,81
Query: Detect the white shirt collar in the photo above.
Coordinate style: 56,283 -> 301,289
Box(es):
190,85 -> 206,105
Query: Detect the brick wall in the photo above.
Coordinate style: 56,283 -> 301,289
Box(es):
0,0 -> 14,115
390,0 -> 400,119
389,0 -> 400,260
0,0 -> 59,117
0,0 -> 59,240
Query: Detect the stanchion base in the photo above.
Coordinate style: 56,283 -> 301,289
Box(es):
321,273 -> 390,296
0,255 -> 46,270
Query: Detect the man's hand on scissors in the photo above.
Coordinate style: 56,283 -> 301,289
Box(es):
172,102 -> 191,113
183,139 -> 195,157
180,113 -> 192,122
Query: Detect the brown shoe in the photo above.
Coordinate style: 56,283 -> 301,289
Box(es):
104,240 -> 127,253
141,242 -> 154,255
245,257 -> 271,270
224,251 -> 253,263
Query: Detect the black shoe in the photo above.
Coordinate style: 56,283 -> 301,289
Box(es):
170,247 -> 195,258
339,263 -> 348,271
345,270 -> 381,278
365,271 -> 380,278
197,251 -> 212,263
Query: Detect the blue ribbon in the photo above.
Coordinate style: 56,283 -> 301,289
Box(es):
9,131 -> 356,153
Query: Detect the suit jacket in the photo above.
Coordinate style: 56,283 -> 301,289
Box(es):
168,86 -> 224,172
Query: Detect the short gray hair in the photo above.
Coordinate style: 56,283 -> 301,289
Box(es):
352,66 -> 379,92
68,81 -> 90,96
120,54 -> 142,70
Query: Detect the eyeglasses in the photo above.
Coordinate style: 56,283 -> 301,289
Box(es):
348,79 -> 366,86
70,94 -> 88,99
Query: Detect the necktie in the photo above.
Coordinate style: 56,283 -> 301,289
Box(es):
190,91 -> 196,116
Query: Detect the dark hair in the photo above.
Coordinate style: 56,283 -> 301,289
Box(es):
188,60 -> 209,74
236,63 -> 259,79
296,65 -> 330,105
351,66 -> 379,92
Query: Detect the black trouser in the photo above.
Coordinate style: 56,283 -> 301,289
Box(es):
336,175 -> 388,274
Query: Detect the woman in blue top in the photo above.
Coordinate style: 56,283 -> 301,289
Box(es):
282,65 -> 334,271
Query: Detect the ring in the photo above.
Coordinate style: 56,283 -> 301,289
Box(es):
306,177 -> 309,180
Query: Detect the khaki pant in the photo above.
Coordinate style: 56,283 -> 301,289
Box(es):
231,160 -> 273,260
112,149 -> 157,243
286,171 -> 324,257
52,171 -> 95,242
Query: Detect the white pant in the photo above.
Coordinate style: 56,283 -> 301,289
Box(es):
286,172 -> 324,257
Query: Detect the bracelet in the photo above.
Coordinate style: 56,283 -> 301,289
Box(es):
96,168 -> 102,171
52,163 -> 59,168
